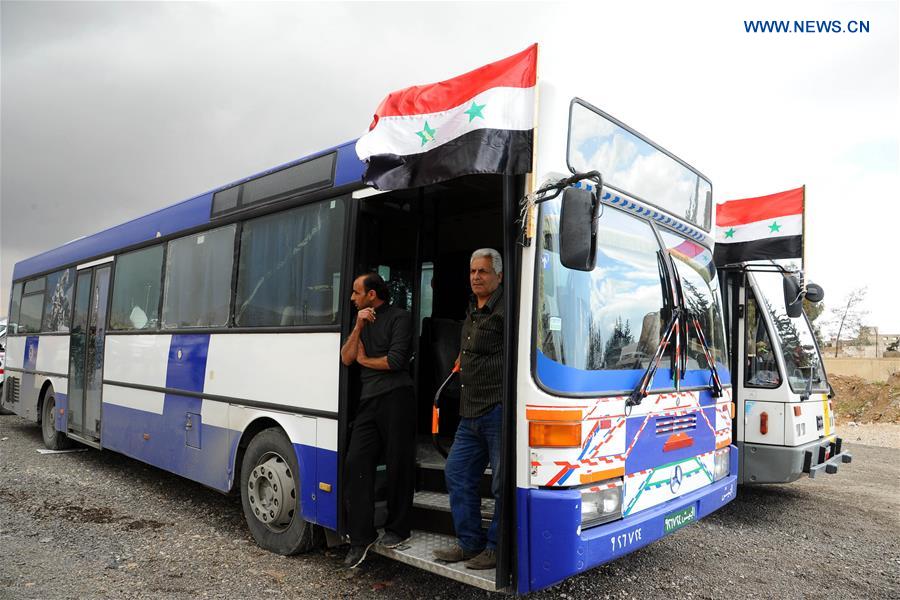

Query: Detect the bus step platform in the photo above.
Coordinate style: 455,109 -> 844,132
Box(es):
414,490 -> 495,520
372,529 -> 496,592
416,462 -> 494,496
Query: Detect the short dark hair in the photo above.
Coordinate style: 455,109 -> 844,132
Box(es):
359,272 -> 390,302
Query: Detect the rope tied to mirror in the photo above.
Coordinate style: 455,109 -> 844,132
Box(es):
517,171 -> 603,246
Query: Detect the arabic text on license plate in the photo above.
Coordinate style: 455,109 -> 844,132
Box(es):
664,505 -> 696,534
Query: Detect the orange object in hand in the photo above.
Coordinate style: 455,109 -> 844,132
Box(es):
432,406 -> 440,435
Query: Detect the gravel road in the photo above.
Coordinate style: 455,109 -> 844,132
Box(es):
1,415 -> 898,599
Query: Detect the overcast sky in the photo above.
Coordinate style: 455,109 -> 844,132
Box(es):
2,1 -> 898,332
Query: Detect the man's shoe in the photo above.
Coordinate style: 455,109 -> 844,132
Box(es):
465,548 -> 496,570
432,544 -> 480,563
343,541 -> 375,569
379,531 -> 411,549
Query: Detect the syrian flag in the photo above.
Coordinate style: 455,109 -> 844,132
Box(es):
355,44 -> 536,190
713,186 -> 804,267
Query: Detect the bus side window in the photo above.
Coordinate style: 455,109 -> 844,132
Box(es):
234,198 -> 346,327
110,246 -> 164,331
745,292 -> 781,387
163,225 -> 236,329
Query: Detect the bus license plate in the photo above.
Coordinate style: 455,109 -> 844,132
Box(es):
664,505 -> 696,534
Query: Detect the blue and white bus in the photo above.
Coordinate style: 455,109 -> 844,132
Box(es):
2,49 -> 737,593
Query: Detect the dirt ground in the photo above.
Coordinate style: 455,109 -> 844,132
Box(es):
1,414 -> 899,600
830,372 -> 900,425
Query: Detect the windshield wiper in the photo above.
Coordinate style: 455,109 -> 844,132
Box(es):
800,351 -> 822,401
628,307 -> 682,408
687,313 -> 724,399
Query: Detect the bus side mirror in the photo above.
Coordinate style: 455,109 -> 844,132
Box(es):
783,274 -> 803,318
805,282 -> 825,304
559,187 -> 598,272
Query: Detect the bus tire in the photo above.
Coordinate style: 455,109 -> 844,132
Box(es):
40,389 -> 71,450
0,383 -> 14,415
240,427 -> 319,555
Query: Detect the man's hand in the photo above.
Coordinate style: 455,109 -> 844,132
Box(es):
356,307 -> 376,329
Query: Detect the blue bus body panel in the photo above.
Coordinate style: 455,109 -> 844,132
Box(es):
520,446 -> 738,593
94,333 -> 336,527
13,140 -> 364,281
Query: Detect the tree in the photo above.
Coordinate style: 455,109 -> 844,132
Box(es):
803,298 -> 825,346
602,317 -> 634,368
827,287 -> 869,358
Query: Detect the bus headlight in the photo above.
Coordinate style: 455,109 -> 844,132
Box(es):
580,480 -> 623,528
714,448 -> 730,481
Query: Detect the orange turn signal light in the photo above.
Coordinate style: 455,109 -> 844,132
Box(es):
529,422 -> 582,447
760,412 -> 768,435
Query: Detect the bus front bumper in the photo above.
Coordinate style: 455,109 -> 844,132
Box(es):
521,446 -> 738,593
739,436 -> 852,484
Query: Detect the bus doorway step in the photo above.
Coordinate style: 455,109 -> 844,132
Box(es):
372,529 -> 496,591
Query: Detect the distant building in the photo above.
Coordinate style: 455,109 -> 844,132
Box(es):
823,326 -> 900,357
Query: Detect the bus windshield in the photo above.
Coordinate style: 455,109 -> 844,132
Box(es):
536,200 -> 672,394
658,230 -> 727,369
752,270 -> 828,394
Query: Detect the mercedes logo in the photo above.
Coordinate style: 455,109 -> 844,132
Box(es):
670,465 -> 683,494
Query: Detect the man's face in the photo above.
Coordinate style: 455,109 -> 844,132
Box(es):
351,276 -> 375,310
470,256 -> 501,299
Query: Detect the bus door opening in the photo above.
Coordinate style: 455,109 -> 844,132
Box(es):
346,174 -> 505,583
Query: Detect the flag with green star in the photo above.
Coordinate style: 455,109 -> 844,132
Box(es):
713,187 -> 804,266
356,44 -> 537,190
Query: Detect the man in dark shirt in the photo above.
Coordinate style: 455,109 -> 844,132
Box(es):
433,248 -> 504,570
340,272 -> 414,568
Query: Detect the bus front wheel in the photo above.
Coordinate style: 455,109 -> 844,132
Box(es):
240,427 -> 319,555
40,390 -> 71,450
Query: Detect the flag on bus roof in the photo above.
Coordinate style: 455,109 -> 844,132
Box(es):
713,186 -> 804,267
355,44 -> 536,190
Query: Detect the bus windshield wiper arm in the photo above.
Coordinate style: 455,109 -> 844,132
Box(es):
628,307 -> 682,408
800,356 -> 821,401
687,313 -> 724,399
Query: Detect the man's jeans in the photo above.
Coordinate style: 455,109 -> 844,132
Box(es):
444,403 -> 502,553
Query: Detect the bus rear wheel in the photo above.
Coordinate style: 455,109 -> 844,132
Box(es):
240,427 -> 319,555
41,390 -> 71,450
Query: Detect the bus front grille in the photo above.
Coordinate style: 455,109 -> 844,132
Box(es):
656,413 -> 697,435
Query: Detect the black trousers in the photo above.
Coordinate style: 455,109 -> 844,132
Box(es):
344,385 -> 416,546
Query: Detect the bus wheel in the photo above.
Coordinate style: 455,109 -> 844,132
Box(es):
240,427 -> 318,555
41,390 -> 71,450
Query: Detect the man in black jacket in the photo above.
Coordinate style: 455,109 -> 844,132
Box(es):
340,273 -> 414,569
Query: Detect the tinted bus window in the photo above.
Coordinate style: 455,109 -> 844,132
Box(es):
110,246 -> 164,330
235,198 -> 345,327
18,293 -> 44,333
744,291 -> 781,387
162,225 -> 236,329
24,277 -> 45,295
8,282 -> 23,335
42,268 -> 75,332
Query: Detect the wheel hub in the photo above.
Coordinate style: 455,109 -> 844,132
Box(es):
247,453 -> 296,532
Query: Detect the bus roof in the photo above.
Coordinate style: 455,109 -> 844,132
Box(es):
12,139 -> 364,282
